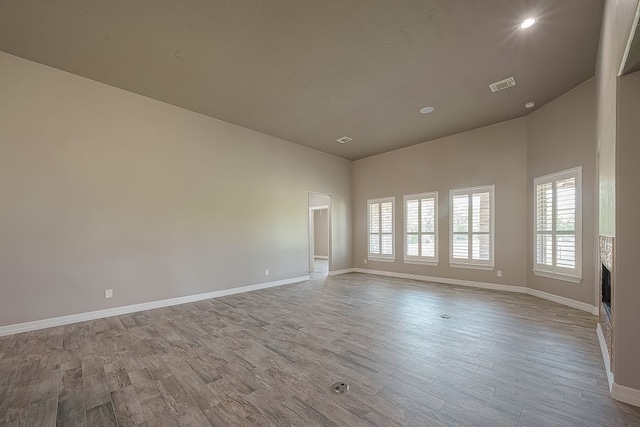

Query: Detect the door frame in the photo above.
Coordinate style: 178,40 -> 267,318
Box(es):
308,192 -> 331,274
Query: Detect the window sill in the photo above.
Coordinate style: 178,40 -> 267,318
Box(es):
368,257 -> 395,263
449,262 -> 494,271
404,259 -> 438,266
532,269 -> 581,284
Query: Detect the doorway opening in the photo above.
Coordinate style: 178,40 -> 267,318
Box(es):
308,193 -> 331,276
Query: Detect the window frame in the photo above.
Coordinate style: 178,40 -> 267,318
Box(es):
533,167 -> 582,283
367,197 -> 395,262
449,185 -> 495,270
403,192 -> 438,266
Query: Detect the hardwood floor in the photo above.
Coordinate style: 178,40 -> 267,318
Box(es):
1,264 -> 639,426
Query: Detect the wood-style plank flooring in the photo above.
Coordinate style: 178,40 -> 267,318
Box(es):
1,260 -> 640,426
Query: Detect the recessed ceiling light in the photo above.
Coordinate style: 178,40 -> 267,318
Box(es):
419,106 -> 435,114
519,18 -> 537,29
525,101 -> 536,109
336,136 -> 352,144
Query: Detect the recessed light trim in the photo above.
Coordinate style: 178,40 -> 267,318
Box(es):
525,101 -> 536,109
419,106 -> 435,114
519,18 -> 537,29
336,136 -> 352,144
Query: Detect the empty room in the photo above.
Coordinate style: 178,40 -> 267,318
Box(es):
1,0 -> 640,426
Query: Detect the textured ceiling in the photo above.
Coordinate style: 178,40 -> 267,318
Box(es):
0,0 -> 604,160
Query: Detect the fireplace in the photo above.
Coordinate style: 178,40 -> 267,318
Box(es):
599,235 -> 613,362
602,263 -> 611,317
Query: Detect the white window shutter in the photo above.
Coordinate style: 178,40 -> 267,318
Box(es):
449,186 -> 494,269
533,167 -> 582,283
367,197 -> 395,261
404,192 -> 438,265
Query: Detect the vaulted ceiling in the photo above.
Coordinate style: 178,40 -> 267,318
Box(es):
0,1 -> 604,160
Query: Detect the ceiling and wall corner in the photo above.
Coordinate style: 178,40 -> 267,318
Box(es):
619,2 -> 640,75
0,0 -> 603,160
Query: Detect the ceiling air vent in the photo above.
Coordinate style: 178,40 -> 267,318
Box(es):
489,77 -> 516,93
336,136 -> 352,144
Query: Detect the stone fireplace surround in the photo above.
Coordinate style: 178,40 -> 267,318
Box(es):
598,235 -> 614,380
596,236 -> 640,407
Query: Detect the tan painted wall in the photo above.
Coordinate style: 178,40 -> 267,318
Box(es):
308,193 -> 330,208
0,52 -> 352,326
615,70 -> 640,390
314,210 -> 329,257
526,79 -> 597,305
595,0 -> 640,392
352,118 -> 528,287
596,0 -> 639,237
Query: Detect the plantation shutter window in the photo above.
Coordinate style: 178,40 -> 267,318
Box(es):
404,192 -> 438,265
533,167 -> 582,283
449,186 -> 495,269
368,197 -> 395,261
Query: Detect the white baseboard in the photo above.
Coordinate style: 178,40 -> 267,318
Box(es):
351,268 -> 527,294
612,383 -> 640,407
0,275 -> 309,337
314,256 -> 329,260
526,288 -> 599,315
596,324 -> 640,407
342,268 -> 598,314
597,323 -> 614,392
328,268 -> 355,276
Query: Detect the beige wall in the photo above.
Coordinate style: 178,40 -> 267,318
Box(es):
526,79 -> 597,305
595,0 -> 640,392
615,70 -> 640,390
352,118 -> 528,287
308,193 -> 330,208
596,0 -> 639,237
313,210 -> 329,257
0,52 -> 352,326
353,81 -> 599,306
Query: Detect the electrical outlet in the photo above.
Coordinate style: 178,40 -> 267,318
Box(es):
105,289 -> 113,299
497,270 -> 502,277
364,259 -> 368,264
265,269 -> 269,276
